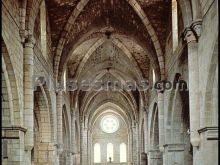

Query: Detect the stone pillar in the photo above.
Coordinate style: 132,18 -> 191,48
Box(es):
148,150 -> 163,165
56,91 -> 63,156
51,91 -> 57,143
71,111 -> 76,164
157,91 -> 165,152
80,121 -> 88,165
163,143 -> 185,165
183,26 -> 200,147
128,128 -> 133,164
87,128 -> 92,165
35,142 -> 56,165
132,123 -> 139,164
183,20 -> 203,165
143,110 -> 148,153
24,35 -> 35,164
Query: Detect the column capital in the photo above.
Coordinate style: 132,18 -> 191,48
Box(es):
20,29 -> 28,43
183,19 -> 202,44
157,90 -> 164,96
190,19 -> 203,38
24,35 -> 36,48
183,27 -> 197,44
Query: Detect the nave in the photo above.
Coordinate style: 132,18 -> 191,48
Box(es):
1,0 -> 218,165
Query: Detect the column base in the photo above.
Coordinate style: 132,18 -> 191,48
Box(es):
163,143 -> 185,165
148,150 -> 163,165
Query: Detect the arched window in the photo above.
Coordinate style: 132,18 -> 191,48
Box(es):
120,143 -> 127,162
94,143 -> 101,163
172,0 -> 178,52
107,143 -> 114,162
63,69 -> 67,91
40,1 -> 47,58
152,69 -> 156,85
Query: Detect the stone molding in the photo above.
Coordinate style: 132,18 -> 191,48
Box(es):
198,127 -> 218,140
163,143 -> 185,152
2,126 -> 27,132
2,126 -> 27,139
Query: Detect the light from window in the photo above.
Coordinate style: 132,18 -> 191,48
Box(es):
101,115 -> 119,133
152,69 -> 156,85
120,143 -> 127,162
107,143 -> 113,162
94,143 -> 101,163
172,0 -> 178,52
40,1 -> 47,58
63,69 -> 66,91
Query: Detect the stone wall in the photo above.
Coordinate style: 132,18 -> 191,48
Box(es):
1,0 -> 218,165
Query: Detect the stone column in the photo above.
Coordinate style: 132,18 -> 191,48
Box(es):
71,111 -> 76,164
143,110 -> 148,153
128,128 -> 133,164
183,20 -> 203,165
183,26 -> 200,147
24,35 -> 35,164
80,121 -> 88,165
148,150 -> 163,165
35,142 -> 56,165
51,91 -> 57,143
132,123 -> 139,164
140,110 -> 148,165
157,91 -> 165,152
56,91 -> 63,155
163,143 -> 185,165
87,128 -> 92,165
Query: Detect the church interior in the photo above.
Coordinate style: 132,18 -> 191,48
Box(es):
1,0 -> 218,164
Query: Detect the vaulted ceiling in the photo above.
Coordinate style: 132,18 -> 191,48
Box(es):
46,0 -> 170,51
44,0 -> 172,116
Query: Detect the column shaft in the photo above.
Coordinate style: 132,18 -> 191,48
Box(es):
24,36 -> 35,151
184,28 -> 200,147
143,111 -> 148,153
80,122 -> 88,165
158,92 -> 165,151
56,91 -> 63,151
